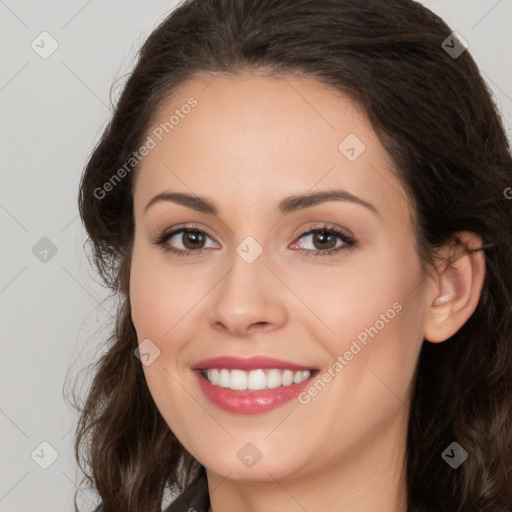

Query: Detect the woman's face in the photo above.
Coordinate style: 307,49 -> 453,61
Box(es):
130,70 -> 430,484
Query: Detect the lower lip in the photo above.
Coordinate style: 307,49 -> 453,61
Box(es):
194,370 -> 317,415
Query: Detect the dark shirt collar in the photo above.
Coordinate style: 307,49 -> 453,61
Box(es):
164,470 -> 210,512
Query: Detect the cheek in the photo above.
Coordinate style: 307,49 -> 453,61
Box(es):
310,250 -> 425,396
128,246 -> 200,436
291,251 -> 417,345
129,243 -> 202,339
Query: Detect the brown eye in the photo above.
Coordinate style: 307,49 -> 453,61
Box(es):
180,230 -> 207,250
309,230 -> 338,250
290,225 -> 357,257
152,226 -> 220,257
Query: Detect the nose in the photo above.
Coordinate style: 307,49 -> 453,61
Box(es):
209,247 -> 288,337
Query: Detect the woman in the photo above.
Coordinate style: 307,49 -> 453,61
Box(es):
75,0 -> 512,511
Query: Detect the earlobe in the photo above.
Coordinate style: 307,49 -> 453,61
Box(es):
423,231 -> 485,343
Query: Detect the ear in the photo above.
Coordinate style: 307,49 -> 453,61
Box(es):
423,231 -> 485,343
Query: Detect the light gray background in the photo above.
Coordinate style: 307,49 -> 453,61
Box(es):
1,1 -> 511,510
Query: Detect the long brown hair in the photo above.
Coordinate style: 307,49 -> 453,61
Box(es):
73,0 -> 512,510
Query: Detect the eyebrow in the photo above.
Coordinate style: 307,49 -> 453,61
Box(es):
144,189 -> 379,217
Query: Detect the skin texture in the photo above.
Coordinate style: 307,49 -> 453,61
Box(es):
129,71 -> 485,512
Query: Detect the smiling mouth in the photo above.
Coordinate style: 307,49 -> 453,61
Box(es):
198,368 -> 318,391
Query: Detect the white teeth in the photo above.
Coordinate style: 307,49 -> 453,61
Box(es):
282,369 -> 294,386
266,369 -> 282,389
218,369 -> 230,388
230,369 -> 247,390
208,369 -> 219,385
247,369 -> 267,390
294,370 -> 310,384
203,368 -> 312,390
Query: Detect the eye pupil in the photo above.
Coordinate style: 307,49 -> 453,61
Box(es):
183,230 -> 205,249
314,230 -> 337,250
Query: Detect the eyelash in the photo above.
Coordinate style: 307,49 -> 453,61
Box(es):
150,222 -> 357,258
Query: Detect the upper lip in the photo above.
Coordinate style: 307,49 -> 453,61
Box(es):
192,356 -> 317,372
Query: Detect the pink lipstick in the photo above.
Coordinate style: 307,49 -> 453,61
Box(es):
192,356 -> 319,415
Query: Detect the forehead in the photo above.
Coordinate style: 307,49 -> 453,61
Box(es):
133,70 -> 410,226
